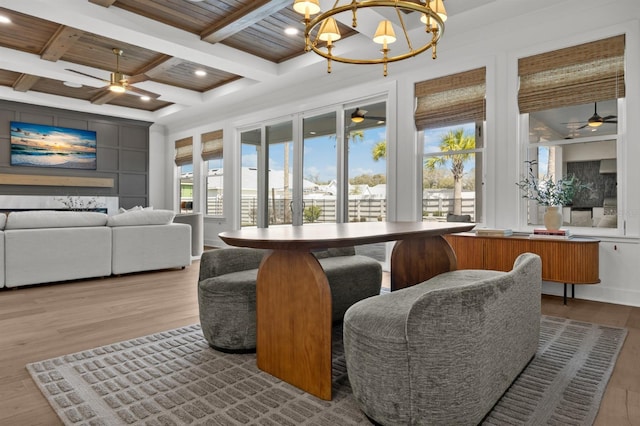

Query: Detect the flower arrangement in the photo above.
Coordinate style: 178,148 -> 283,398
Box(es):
516,160 -> 587,206
55,195 -> 104,211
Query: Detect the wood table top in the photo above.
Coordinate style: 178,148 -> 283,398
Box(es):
219,221 -> 476,250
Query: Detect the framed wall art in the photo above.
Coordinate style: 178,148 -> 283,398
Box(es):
10,121 -> 97,170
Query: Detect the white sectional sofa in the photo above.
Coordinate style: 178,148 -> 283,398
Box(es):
0,209 -> 191,288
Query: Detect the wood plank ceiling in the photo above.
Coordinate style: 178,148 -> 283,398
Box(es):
0,1 -> 356,113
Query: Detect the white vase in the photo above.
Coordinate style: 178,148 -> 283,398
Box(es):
543,206 -> 563,230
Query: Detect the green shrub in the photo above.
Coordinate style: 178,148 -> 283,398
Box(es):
303,205 -> 322,223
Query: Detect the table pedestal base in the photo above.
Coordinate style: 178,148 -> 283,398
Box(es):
390,235 -> 457,291
256,250 -> 333,400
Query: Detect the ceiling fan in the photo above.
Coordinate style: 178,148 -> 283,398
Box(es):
65,48 -> 160,102
563,102 -> 617,130
350,107 -> 385,123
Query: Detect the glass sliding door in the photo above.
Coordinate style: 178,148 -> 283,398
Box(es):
266,120 -> 294,225
303,111 -> 337,223
240,128 -> 262,227
345,101 -> 387,223
238,99 -> 389,234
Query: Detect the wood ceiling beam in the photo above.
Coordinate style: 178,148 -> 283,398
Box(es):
91,89 -> 120,105
88,0 -> 117,7
40,25 -> 84,61
12,74 -> 40,92
201,0 -> 290,44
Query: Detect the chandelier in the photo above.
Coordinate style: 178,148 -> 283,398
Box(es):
293,0 -> 446,76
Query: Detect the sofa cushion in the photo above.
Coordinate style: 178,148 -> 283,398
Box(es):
0,213 -> 5,230
107,209 -> 175,227
5,210 -> 108,229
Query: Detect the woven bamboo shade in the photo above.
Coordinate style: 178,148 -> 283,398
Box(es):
174,136 -> 193,166
201,130 -> 223,161
518,35 -> 625,113
414,67 -> 486,130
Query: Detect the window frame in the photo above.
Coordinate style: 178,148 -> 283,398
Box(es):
419,121 -> 485,223
518,99 -> 624,236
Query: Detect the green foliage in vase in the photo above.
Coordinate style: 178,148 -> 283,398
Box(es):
516,160 -> 589,206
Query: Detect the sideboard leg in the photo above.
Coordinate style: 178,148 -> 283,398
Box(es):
563,284 -> 567,305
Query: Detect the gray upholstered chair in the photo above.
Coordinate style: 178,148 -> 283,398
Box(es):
198,246 -> 382,353
343,252 -> 542,425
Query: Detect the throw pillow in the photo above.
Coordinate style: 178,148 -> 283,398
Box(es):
5,211 -> 108,229
107,209 -> 175,227
0,213 -> 6,230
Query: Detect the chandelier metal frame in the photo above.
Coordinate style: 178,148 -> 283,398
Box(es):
298,0 -> 445,76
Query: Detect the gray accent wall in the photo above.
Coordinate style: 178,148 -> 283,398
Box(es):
0,100 -> 151,209
567,160 -> 617,208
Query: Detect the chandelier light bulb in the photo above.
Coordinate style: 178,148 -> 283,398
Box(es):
429,0 -> 447,22
373,20 -> 396,46
293,0 -> 320,19
318,17 -> 341,42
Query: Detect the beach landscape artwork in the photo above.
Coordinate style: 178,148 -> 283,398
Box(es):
10,121 -> 97,170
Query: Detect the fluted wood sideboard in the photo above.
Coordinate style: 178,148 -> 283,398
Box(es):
444,233 -> 600,304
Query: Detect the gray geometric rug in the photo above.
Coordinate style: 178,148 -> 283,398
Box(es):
27,316 -> 627,426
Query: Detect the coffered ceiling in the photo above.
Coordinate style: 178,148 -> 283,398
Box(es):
0,0 -> 365,120
0,0 -> 557,126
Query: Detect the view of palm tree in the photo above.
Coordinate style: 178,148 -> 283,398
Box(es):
423,125 -> 477,218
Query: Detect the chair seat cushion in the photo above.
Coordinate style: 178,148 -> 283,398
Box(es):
198,250 -> 382,352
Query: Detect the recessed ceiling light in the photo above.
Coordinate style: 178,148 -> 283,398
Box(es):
195,69 -> 207,77
63,81 -> 82,88
0,15 -> 11,24
284,27 -> 299,36
140,96 -> 151,101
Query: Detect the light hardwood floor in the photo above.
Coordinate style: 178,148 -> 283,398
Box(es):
0,263 -> 638,425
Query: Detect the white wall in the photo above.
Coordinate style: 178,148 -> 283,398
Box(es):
158,0 -> 640,306
563,141 -> 616,163
148,123 -> 167,209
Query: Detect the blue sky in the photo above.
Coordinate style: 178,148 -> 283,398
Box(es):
240,127 -> 388,183
423,123 -> 475,154
191,123 -> 477,181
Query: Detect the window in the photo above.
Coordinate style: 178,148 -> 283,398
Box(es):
201,130 -> 223,216
175,136 -> 193,213
518,35 -> 624,231
416,68 -> 486,223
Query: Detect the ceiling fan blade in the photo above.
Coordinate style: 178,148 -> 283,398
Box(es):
66,69 -> 109,83
601,115 -> 617,120
126,73 -> 149,85
604,120 -> 617,124
577,124 -> 589,130
126,85 -> 160,99
364,115 -> 386,121
90,88 -> 119,105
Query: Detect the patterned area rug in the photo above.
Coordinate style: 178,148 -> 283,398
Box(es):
27,316 -> 626,426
